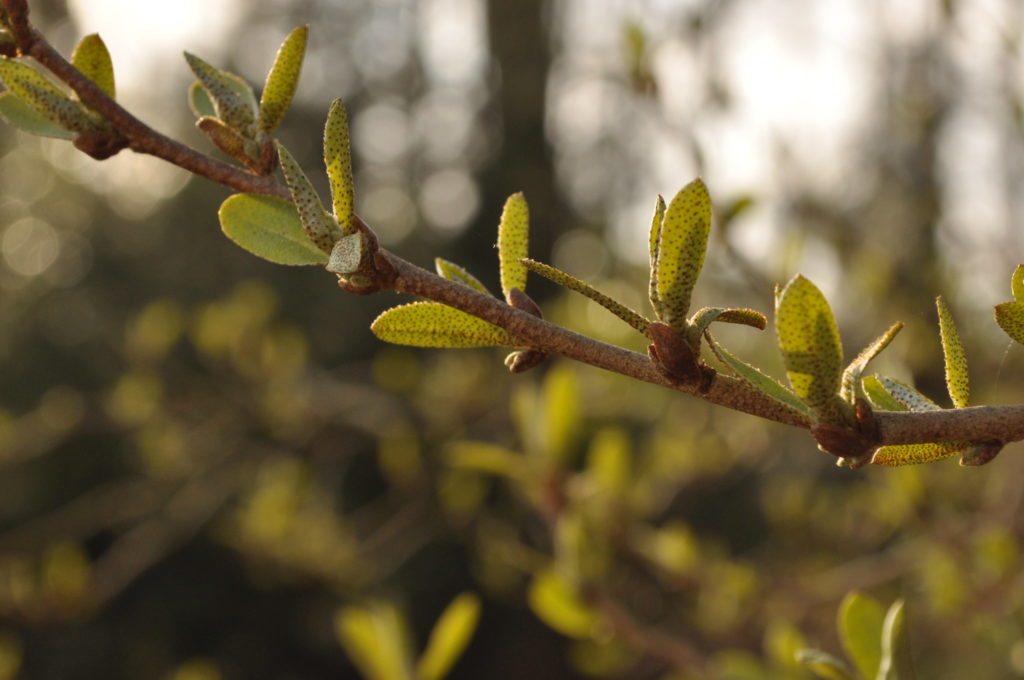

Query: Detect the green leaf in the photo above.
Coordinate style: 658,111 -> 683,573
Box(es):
650,178 -> 712,330
70,33 -> 115,99
183,52 -> 256,132
188,76 -> 258,120
521,258 -> 649,334
435,258 -> 492,296
326,232 -> 365,275
795,649 -> 857,680
218,193 -> 328,265
416,592 -> 481,680
862,376 -> 939,412
840,322 -> 904,403
685,306 -> 767,349
871,441 -> 966,467
648,193 -> 666,310
497,192 -> 529,302
527,567 -> 597,639
936,296 -> 969,408
995,301 -> 1024,346
323,98 -> 355,234
539,363 -> 581,465
775,275 -> 844,421
196,115 -> 252,161
257,24 -> 307,134
1011,265 -> 1024,302
877,600 -> 916,680
0,91 -> 74,138
0,58 -> 95,133
335,602 -> 414,680
838,591 -> 885,680
275,141 -> 340,252
371,302 -> 515,348
705,332 -> 814,420
445,441 -> 529,480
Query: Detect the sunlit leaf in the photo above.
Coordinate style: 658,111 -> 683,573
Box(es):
840,322 -> 903,403
183,52 -> 256,131
187,73 -> 258,120
775,275 -> 843,420
371,302 -> 515,348
837,591 -> 884,680
416,592 -> 481,680
0,91 -> 74,138
1011,265 -> 1024,302
275,141 -> 339,252
435,258 -> 492,296
527,567 -> 597,639
685,306 -> 767,348
522,258 -> 649,334
586,427 -> 631,498
497,192 -> 529,302
323,98 -> 355,234
218,193 -> 327,266
795,649 -> 856,680
648,194 -> 666,310
995,301 -> 1024,346
936,296 -> 969,408
257,24 -> 307,134
335,602 -> 413,680
862,376 -> 939,412
705,332 -> 814,420
651,179 -> 711,330
878,600 -> 916,680
871,441 -> 965,467
0,58 -> 95,133
70,33 -> 115,99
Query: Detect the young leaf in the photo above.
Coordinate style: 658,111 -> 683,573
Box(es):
650,179 -> 712,330
775,275 -> 844,420
877,600 -> 916,680
435,258 -> 492,296
521,258 -> 649,334
497,192 -> 529,302
445,441 -> 530,481
862,376 -> 939,412
840,322 -> 904,403
995,301 -> 1024,346
0,91 -> 75,138
416,592 -> 481,680
183,52 -> 257,132
0,58 -> 95,133
326,232 -> 365,275
871,441 -> 965,467
705,332 -> 814,420
526,567 -> 597,639
685,306 -> 767,349
335,602 -> 414,680
837,591 -> 884,680
648,193 -> 666,310
187,72 -> 258,120
196,115 -> 251,161
371,302 -> 515,348
795,649 -> 856,680
323,98 -> 355,234
1011,264 -> 1024,302
70,34 -> 115,99
218,193 -> 328,266
257,24 -> 307,134
936,296 -> 969,408
275,141 -> 340,252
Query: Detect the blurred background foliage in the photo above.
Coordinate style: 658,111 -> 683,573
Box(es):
1,0 -> 1024,678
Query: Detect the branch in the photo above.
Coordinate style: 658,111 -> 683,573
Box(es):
3,5 -> 287,198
